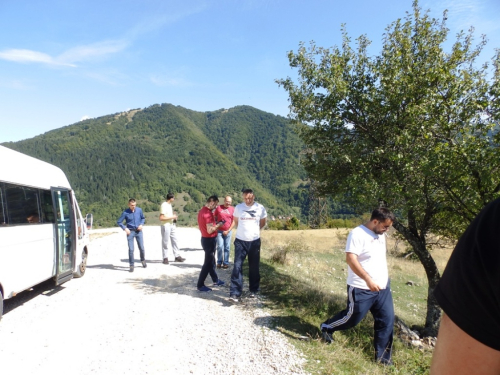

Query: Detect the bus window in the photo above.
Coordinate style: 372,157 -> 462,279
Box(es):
40,190 -> 55,223
0,185 -> 6,225
4,184 -> 40,225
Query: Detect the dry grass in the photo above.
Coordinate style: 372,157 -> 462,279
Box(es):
262,228 -> 453,266
262,228 -> 350,253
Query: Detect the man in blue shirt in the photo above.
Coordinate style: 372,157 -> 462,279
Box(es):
117,198 -> 147,272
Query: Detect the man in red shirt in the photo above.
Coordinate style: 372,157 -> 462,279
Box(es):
214,195 -> 234,269
196,195 -> 225,292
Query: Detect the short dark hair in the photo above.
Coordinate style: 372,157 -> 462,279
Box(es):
166,193 -> 175,200
128,198 -> 136,203
207,195 -> 219,203
242,188 -> 253,194
370,207 -> 395,222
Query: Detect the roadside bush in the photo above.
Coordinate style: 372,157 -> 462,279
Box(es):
284,216 -> 300,230
271,240 -> 304,265
267,220 -> 284,230
325,217 -> 360,229
269,239 -> 307,265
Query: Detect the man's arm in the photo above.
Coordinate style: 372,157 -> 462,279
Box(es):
159,213 -> 177,221
430,313 -> 500,374
345,252 -> 381,292
206,222 -> 223,235
137,208 -> 145,231
259,217 -> 266,229
117,211 -> 131,235
227,216 -> 238,232
223,216 -> 236,236
117,211 -> 126,230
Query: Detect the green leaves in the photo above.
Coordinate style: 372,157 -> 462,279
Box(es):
279,2 -> 500,238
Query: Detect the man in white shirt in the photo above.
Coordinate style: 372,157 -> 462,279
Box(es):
320,208 -> 395,365
227,189 -> 267,303
159,193 -> 185,264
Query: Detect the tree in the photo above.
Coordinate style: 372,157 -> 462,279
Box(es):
277,1 -> 500,336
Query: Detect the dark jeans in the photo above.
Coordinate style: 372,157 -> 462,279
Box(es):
230,238 -> 261,297
320,280 -> 394,364
197,237 -> 219,288
127,230 -> 145,266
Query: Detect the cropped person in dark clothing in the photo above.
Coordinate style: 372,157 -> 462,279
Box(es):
117,198 -> 147,272
431,198 -> 500,374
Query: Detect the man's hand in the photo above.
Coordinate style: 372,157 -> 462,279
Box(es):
365,278 -> 381,292
137,225 -> 143,231
125,228 -> 131,235
346,252 -> 381,291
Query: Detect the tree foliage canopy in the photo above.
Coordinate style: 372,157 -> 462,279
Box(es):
278,1 -> 500,334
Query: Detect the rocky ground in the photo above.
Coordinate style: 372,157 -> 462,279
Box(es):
0,226 -> 307,375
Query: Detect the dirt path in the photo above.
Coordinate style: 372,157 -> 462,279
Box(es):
0,226 -> 306,375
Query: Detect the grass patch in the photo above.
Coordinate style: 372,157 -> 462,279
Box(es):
257,228 -> 453,374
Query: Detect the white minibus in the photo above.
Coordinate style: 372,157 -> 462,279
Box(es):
0,145 -> 90,318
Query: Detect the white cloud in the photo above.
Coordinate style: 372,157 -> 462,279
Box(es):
57,40 -> 129,65
0,4 -> 206,73
0,38 -> 129,68
0,49 -> 75,67
0,3 -> 207,69
80,115 -> 91,121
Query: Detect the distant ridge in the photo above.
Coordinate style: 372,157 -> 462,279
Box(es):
3,103 -> 310,227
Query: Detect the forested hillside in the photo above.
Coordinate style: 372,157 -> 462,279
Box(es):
3,104 -> 316,227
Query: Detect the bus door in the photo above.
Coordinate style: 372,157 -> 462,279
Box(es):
51,188 -> 75,285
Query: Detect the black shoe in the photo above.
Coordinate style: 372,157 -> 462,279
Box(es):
175,256 -> 186,262
142,260 -> 147,268
248,291 -> 259,298
129,266 -> 134,272
163,258 -> 169,265
322,331 -> 333,344
197,286 -> 212,292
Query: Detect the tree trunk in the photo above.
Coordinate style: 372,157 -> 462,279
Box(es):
392,221 -> 441,337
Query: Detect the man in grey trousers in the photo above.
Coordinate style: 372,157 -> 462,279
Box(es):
159,193 -> 185,264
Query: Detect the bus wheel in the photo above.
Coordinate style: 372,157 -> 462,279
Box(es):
74,250 -> 87,278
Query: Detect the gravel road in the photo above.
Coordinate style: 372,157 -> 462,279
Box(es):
0,226 -> 307,375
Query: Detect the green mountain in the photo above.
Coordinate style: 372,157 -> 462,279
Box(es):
3,104 -> 311,227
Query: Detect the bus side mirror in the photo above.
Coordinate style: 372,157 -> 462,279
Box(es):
85,213 -> 93,230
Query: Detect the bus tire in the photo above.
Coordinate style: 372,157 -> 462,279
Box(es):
74,249 -> 88,278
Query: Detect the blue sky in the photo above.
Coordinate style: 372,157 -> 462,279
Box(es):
1,0 -> 499,143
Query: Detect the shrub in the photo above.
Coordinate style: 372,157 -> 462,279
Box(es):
269,239 -> 308,265
284,216 -> 300,230
267,220 -> 284,230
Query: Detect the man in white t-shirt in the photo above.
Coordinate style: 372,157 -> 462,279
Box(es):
227,189 -> 267,303
159,193 -> 185,264
320,208 -> 395,365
